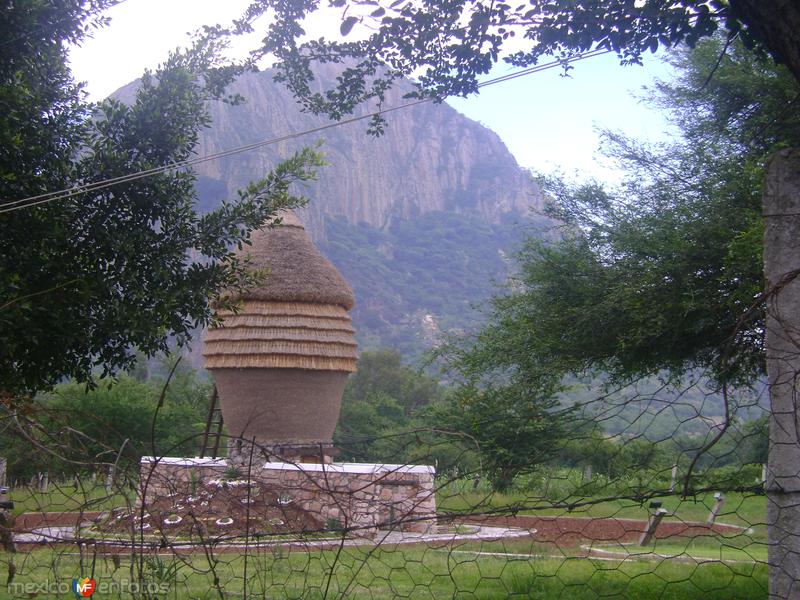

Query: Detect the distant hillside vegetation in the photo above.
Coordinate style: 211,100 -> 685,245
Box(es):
318,211 -> 547,357
114,65 -> 544,356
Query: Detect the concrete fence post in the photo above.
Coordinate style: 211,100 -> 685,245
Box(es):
763,148 -> 800,599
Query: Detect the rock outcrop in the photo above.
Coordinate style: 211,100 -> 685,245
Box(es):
188,65 -> 542,240
112,66 -> 544,358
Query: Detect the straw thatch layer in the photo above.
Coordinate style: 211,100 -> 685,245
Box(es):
206,340 -> 356,357
202,355 -> 358,372
211,314 -> 355,332
207,328 -> 357,345
204,301 -> 357,372
232,212 -> 354,309
222,301 -> 352,317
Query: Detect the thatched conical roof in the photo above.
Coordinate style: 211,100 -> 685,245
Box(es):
203,211 -> 357,373
234,211 -> 354,310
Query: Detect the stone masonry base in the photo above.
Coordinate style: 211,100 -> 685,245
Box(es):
140,457 -> 437,535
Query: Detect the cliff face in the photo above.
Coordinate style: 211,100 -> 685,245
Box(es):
114,67 -> 544,359
189,66 -> 541,240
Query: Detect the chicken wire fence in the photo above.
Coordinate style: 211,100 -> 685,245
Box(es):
0,374 -> 774,599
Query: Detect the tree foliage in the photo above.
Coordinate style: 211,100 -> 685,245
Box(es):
0,2 -> 324,396
0,363 -> 212,480
334,349 -> 445,462
232,0 -> 800,126
517,37 -> 798,385
431,36 -> 798,487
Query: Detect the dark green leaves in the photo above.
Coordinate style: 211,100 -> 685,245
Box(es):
236,0 -> 799,128
340,15 -> 359,36
0,5 -> 325,396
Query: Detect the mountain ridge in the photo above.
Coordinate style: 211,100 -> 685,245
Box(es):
198,66 -> 541,235
114,66 -> 545,357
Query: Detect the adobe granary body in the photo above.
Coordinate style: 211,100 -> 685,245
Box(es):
203,211 -> 357,462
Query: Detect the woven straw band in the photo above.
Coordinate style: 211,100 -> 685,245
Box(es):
210,314 -> 355,332
203,354 -> 357,372
207,327 -> 356,344
204,301 -> 357,372
219,301 -> 350,318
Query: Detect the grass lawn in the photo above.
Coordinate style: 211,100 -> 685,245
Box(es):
2,543 -> 768,599
646,541 -> 766,562
3,476 -> 769,599
437,486 -> 766,530
599,536 -> 770,563
9,482 -> 131,516
435,529 -> 769,563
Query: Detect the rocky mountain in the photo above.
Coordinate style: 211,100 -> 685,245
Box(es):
115,67 -> 546,359
190,66 -> 542,240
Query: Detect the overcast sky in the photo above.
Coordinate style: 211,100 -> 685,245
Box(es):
69,0 -> 676,183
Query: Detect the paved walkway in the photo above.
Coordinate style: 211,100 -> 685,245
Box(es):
14,524 -> 532,550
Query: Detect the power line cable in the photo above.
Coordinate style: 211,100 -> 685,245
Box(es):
0,48 -> 613,215
0,97 -> 428,214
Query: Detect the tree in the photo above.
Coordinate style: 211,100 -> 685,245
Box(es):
0,371 -> 212,481
436,380 -> 574,490
458,36 -> 799,595
231,1 -> 800,127
0,2 -> 324,396
231,0 -> 799,592
334,349 -> 444,462
342,348 -> 443,416
495,36 -> 799,388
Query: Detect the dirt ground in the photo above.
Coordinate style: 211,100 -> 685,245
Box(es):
464,514 -> 741,547
11,508 -> 741,554
97,479 -> 324,539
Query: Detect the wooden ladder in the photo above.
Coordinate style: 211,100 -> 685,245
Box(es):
199,386 -> 224,459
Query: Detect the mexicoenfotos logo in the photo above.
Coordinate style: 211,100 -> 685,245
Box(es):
72,577 -> 96,597
8,579 -> 168,595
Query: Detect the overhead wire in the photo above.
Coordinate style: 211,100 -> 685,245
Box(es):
0,48 -> 613,215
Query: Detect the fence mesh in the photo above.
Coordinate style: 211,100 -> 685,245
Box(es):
0,365 -> 773,599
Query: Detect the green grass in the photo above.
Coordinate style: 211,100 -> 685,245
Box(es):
9,482 -> 131,516
435,531 -> 769,564
610,536 -> 769,563
507,558 -> 767,599
2,543 -> 768,599
437,485 -> 766,530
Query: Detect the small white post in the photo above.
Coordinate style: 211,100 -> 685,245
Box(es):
105,465 -> 115,492
669,464 -> 678,492
707,492 -> 725,525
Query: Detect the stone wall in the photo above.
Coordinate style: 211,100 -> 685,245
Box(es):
140,457 -> 436,535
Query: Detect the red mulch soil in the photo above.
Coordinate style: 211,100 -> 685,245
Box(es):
96,480 -> 324,540
13,511 -> 102,531
464,514 -> 741,548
